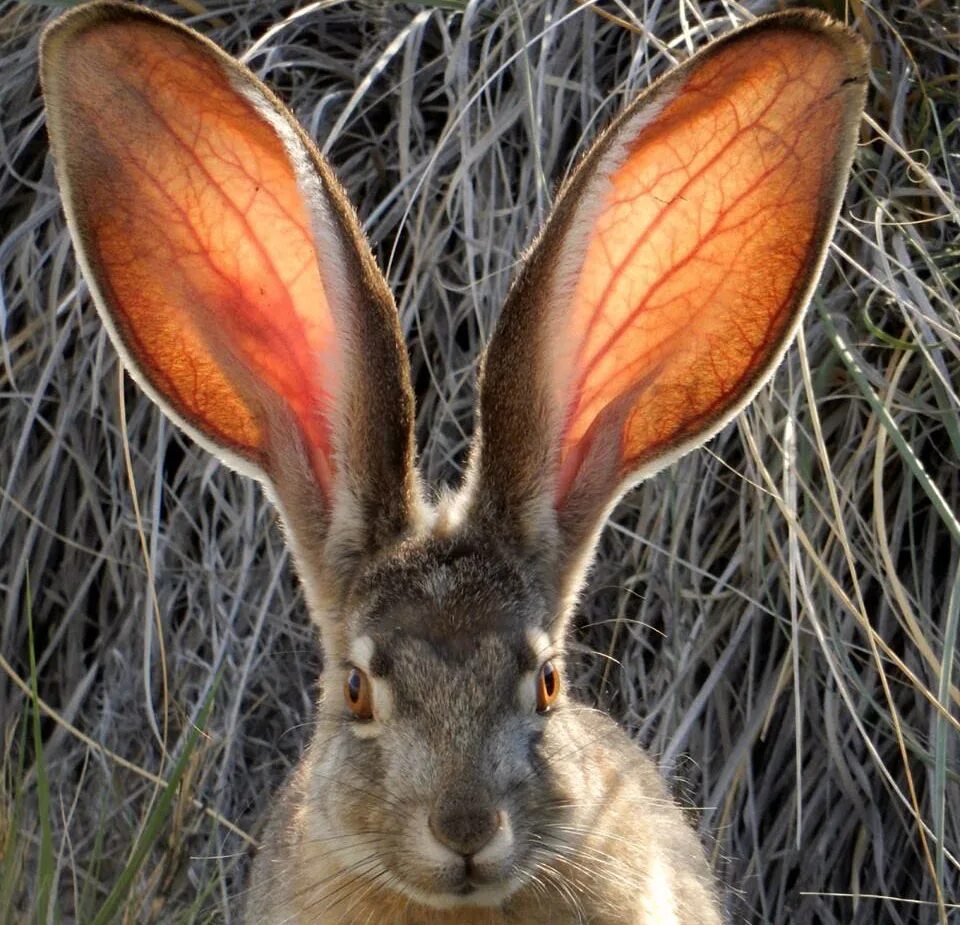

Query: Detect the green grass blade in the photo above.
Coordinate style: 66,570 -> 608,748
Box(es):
90,679 -> 220,925
26,580 -> 57,925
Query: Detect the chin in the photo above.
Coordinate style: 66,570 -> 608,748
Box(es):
399,876 -> 521,910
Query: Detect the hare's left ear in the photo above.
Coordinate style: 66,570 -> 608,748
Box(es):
469,12 -> 867,583
40,2 -> 420,578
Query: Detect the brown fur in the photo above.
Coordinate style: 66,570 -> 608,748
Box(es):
41,5 -> 867,923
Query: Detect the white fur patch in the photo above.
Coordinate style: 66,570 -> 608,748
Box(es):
412,807 -> 461,867
473,810 -> 513,866
369,676 -> 394,724
432,486 -> 470,535
348,635 -> 375,670
642,853 -> 679,925
349,720 -> 382,740
525,627 -> 552,660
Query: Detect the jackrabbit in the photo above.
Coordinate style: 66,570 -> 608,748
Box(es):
41,3 -> 866,922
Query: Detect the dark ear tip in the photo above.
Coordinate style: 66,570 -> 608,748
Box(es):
42,2 -> 133,47
750,9 -> 870,80
41,2 -> 161,87
40,2 -> 193,63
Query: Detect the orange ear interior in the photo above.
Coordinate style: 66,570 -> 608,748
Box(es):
49,16 -> 339,487
556,26 -> 857,498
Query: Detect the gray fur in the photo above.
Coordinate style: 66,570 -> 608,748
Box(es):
40,3 -> 868,923
246,524 -> 725,923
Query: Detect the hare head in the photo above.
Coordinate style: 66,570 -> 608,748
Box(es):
41,2 -> 866,921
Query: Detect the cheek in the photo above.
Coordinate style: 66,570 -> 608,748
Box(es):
326,731 -> 393,826
490,719 -> 540,787
517,670 -> 538,714
533,720 -> 586,804
381,726 -> 435,800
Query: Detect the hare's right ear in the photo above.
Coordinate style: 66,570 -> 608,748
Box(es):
41,3 -> 419,582
469,12 -> 867,592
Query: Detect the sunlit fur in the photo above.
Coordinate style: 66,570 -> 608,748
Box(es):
41,3 -> 867,923
247,524 -> 721,923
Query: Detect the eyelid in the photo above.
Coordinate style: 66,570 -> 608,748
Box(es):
348,636 -> 375,673
525,628 -> 553,665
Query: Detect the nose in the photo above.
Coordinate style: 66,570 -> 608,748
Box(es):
428,804 -> 502,857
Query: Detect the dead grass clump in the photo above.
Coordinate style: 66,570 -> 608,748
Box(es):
1,1 -> 957,922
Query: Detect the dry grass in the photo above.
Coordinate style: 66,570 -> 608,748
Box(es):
1,0 -> 958,922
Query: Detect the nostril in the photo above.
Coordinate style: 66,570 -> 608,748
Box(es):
429,805 -> 502,857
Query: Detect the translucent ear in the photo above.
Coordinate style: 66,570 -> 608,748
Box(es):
471,11 -> 867,568
42,2 -> 418,558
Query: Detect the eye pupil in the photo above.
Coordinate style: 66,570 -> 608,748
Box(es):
344,667 -> 373,720
543,663 -> 556,696
536,660 -> 560,713
347,670 -> 362,702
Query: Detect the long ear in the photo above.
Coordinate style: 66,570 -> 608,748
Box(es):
469,11 -> 867,584
41,2 -> 420,581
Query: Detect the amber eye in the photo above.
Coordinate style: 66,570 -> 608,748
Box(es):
344,667 -> 374,720
536,661 -> 560,713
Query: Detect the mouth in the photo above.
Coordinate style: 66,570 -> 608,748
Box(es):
453,860 -> 494,895
397,865 -> 520,909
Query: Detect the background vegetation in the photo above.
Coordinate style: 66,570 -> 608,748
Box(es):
1,0 -> 957,922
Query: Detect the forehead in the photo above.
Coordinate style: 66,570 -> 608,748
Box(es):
348,533 -> 552,666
